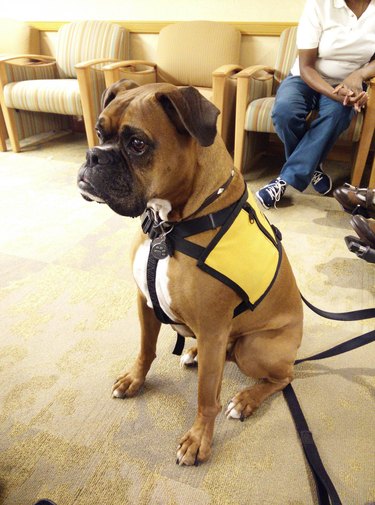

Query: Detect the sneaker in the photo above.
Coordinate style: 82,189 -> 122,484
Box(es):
311,164 -> 332,195
256,177 -> 287,209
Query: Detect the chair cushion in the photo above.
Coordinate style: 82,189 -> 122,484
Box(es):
156,21 -> 240,88
245,96 -> 363,142
4,79 -> 82,115
194,87 -> 213,102
245,97 -> 276,133
56,21 -> 128,78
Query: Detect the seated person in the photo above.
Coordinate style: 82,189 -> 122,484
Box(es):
256,0 -> 375,210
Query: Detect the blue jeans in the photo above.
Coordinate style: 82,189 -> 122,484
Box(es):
271,75 -> 355,191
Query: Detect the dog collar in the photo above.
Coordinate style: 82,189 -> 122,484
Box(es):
141,169 -> 235,239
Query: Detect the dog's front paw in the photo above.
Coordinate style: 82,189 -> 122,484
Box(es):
112,371 -> 145,398
176,421 -> 213,466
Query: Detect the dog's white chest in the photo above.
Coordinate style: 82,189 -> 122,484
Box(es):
133,239 -> 176,321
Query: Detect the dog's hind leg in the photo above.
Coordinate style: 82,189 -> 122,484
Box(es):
112,290 -> 161,398
226,324 -> 301,420
180,346 -> 198,367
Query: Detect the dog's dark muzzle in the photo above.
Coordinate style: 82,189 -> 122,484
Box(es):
85,146 -> 122,168
78,146 -> 122,203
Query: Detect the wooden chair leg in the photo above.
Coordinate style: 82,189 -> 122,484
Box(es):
0,63 -> 21,152
368,152 -> 375,189
351,108 -> 375,187
233,76 -> 249,172
0,105 -> 20,152
0,108 -> 7,151
76,66 -> 98,148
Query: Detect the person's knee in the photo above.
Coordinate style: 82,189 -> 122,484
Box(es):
272,99 -> 297,128
320,102 -> 354,130
272,99 -> 306,134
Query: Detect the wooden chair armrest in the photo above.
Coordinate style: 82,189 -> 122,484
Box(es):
213,64 -> 243,77
75,58 -> 121,70
0,54 -> 56,65
102,60 -> 157,71
103,60 -> 157,88
235,65 -> 275,80
0,55 -> 57,86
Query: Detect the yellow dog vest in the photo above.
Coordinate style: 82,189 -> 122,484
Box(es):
198,189 -> 281,309
143,187 -> 281,354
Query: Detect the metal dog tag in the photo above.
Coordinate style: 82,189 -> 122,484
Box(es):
151,235 -> 169,260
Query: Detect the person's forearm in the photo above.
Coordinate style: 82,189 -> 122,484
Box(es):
358,60 -> 375,81
300,65 -> 338,99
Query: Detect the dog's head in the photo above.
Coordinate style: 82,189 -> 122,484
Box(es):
77,80 -> 220,218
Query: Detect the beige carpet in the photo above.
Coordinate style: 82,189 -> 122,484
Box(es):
0,134 -> 374,505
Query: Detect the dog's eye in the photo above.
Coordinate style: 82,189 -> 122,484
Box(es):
95,128 -> 104,143
129,137 -> 146,154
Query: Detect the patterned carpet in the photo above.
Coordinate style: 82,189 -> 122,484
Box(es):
0,134 -> 374,505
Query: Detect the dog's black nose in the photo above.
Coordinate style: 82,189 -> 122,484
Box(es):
86,147 -> 120,167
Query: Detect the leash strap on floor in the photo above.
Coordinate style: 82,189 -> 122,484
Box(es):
300,293 -> 375,321
285,328 -> 375,505
283,384 -> 342,505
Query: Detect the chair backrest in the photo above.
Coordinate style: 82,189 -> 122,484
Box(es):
56,21 -> 128,78
273,26 -> 298,86
156,21 -> 241,88
0,18 -> 39,55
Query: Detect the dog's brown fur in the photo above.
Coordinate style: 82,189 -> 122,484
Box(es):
78,81 -> 303,466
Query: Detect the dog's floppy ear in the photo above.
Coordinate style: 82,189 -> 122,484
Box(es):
101,79 -> 139,110
155,86 -> 220,147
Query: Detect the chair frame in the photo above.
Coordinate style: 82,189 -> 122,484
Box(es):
0,54 -> 57,152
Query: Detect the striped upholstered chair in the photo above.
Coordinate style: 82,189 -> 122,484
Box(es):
0,18 -> 40,151
233,26 -> 372,186
0,21 -> 128,152
103,21 -> 242,152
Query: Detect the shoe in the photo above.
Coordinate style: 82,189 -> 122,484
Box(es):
350,214 -> 375,248
311,165 -> 332,195
256,178 -> 287,209
333,183 -> 375,218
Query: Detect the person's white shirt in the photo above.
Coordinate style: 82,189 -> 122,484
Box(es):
290,0 -> 375,85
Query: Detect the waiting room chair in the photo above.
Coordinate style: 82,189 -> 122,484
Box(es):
103,21 -> 242,151
233,26 -> 374,187
0,18 -> 40,151
0,20 -> 129,152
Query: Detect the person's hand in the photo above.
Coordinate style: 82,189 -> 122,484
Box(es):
341,71 -> 364,96
333,83 -> 368,112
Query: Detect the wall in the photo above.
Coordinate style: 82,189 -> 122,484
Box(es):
4,0 -> 305,23
2,0 -> 306,67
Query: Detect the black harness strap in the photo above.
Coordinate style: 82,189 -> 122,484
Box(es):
172,333 -> 186,356
146,246 -> 175,325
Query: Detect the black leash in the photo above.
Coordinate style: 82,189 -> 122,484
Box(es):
301,293 -> 375,321
284,311 -> 375,505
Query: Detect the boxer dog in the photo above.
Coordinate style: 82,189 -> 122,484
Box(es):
77,80 -> 303,466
